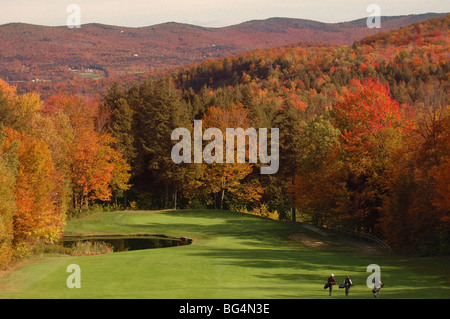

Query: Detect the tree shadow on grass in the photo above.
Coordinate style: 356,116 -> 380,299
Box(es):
187,243 -> 450,298
121,210 -> 450,298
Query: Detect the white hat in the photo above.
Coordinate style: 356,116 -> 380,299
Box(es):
331,274 -> 334,276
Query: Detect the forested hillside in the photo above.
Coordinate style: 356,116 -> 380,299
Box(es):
0,15 -> 448,269
0,13 -> 446,95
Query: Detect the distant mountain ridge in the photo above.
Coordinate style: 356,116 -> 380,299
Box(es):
0,12 -> 447,88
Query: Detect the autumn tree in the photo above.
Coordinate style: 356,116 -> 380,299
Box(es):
291,79 -> 411,231
291,113 -> 341,225
331,79 -> 411,231
0,126 -> 18,268
29,110 -> 73,216
187,104 -> 263,210
0,80 -> 69,265
46,94 -> 130,212
0,80 -> 18,129
1,128 -> 65,256
379,98 -> 449,253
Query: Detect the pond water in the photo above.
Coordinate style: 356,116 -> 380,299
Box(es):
63,235 -> 192,252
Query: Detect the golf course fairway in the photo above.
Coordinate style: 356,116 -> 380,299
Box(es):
0,209 -> 449,299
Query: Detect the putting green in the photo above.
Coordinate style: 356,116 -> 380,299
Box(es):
0,209 -> 449,299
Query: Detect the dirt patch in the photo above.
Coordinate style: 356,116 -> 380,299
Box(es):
289,233 -> 331,249
300,224 -> 329,237
345,241 -> 381,255
299,224 -> 382,255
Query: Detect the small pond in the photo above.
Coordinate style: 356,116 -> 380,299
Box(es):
62,235 -> 192,252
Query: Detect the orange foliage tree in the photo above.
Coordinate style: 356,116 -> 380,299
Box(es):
379,102 -> 449,252
46,94 -> 130,212
0,128 -> 18,268
187,104 -> 263,209
292,79 -> 411,231
1,128 -> 65,256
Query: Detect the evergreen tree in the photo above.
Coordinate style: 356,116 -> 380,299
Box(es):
132,78 -> 192,209
269,105 -> 305,221
103,82 -> 136,166
103,82 -> 136,207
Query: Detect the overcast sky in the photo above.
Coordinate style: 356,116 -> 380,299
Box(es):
0,0 -> 449,27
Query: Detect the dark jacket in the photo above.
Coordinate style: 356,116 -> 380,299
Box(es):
344,278 -> 353,288
328,276 -> 336,285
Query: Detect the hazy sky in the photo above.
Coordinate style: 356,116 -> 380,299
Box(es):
1,0 -> 449,27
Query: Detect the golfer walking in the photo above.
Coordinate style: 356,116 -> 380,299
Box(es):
327,274 -> 336,296
343,275 -> 353,296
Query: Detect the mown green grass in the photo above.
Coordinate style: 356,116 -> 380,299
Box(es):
0,209 -> 449,299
